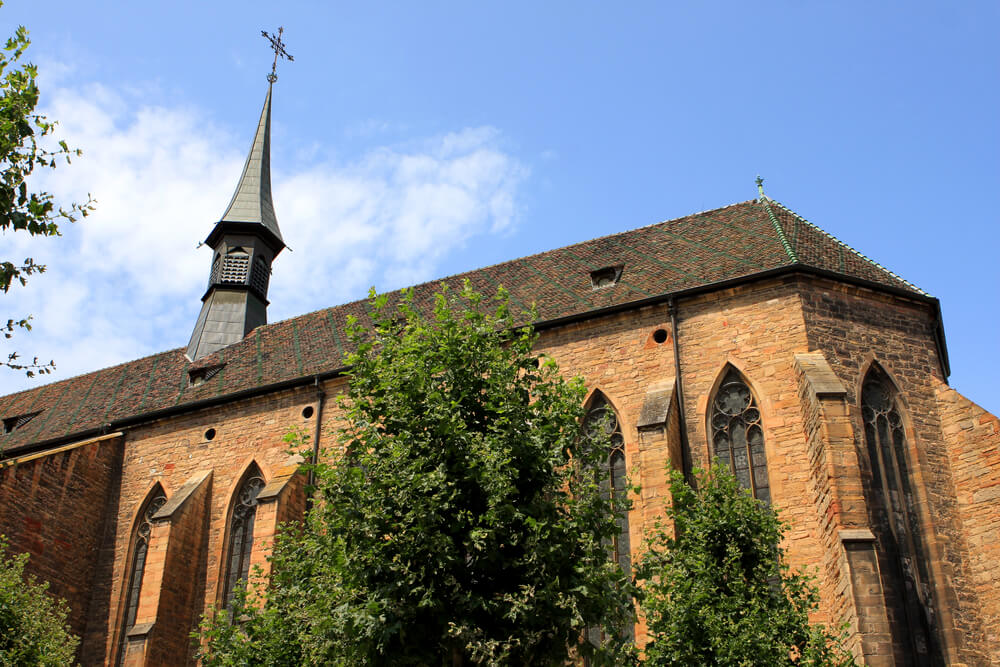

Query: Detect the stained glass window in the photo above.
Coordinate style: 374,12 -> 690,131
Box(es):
584,393 -> 630,576
583,392 -> 633,651
223,467 -> 266,611
711,368 -> 770,503
862,367 -> 938,662
117,488 -> 167,666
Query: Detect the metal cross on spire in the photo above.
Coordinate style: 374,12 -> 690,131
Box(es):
262,27 -> 293,83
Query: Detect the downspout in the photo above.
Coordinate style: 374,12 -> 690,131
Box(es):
306,375 -> 326,512
668,298 -> 694,485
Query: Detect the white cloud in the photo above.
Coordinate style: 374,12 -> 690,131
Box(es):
0,77 -> 528,395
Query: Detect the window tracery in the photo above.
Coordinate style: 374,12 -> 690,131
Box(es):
582,392 -> 633,651
861,366 -> 938,662
117,488 -> 167,666
223,467 -> 266,610
710,367 -> 770,503
584,393 -> 630,576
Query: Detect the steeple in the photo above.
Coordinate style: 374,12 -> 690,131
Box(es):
205,83 -> 284,251
186,29 -> 293,362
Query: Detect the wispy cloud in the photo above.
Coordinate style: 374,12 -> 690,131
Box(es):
0,77 -> 528,395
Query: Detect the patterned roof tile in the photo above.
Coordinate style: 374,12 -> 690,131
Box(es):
0,199 -> 928,454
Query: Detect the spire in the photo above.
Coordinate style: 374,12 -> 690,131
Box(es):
214,84 -> 283,245
187,30 -> 293,362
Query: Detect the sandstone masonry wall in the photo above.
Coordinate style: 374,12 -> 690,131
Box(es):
4,273 -> 996,665
799,278 -> 990,665
94,383 -> 332,663
0,435 -> 122,658
935,382 -> 1000,658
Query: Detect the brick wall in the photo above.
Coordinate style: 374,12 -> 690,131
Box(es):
935,381 -> 1000,658
799,278 -> 990,665
6,272 -> 997,665
537,276 -> 841,636
94,384 -> 326,663
140,471 -> 212,666
670,278 -> 849,628
0,434 -> 122,660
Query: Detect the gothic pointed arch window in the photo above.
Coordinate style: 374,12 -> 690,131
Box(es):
222,465 -> 267,610
582,392 -> 633,653
583,392 -> 631,577
117,486 -> 167,666
710,366 -> 770,503
861,365 -> 939,662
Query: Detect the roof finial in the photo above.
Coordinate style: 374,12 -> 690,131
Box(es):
755,175 -> 766,200
262,27 -> 294,84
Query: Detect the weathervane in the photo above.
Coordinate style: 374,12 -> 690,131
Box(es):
262,27 -> 294,83
756,175 -> 765,199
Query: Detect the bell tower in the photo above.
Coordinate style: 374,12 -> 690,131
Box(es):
186,29 -> 293,361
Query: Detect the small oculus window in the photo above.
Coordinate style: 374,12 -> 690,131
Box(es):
589,265 -> 623,290
3,411 -> 41,434
189,364 -> 224,387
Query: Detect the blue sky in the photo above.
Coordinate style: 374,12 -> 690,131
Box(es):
1,1 -> 997,412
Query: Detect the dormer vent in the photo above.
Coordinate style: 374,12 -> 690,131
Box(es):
3,411 -> 41,434
189,364 -> 225,387
590,265 -> 623,290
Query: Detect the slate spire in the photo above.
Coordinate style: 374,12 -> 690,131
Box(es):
212,83 -> 283,247
186,83 -> 286,362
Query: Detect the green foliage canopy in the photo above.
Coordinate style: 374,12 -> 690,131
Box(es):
198,284 -> 636,666
637,465 -> 856,667
0,3 -> 93,376
0,535 -> 79,666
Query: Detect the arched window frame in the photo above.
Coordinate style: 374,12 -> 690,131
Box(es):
707,365 -> 771,503
221,463 -> 267,611
583,390 -> 631,577
860,363 -> 940,661
581,390 -> 636,656
116,484 -> 167,666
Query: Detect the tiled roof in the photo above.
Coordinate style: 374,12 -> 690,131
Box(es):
0,199 -> 929,454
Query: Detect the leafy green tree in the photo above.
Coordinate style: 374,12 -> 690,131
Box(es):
0,535 -> 80,665
637,465 -> 856,667
1,4 -> 93,376
197,284 -> 636,666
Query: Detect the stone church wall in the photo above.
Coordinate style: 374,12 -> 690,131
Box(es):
534,276 -> 842,648
0,434 -> 123,651
799,278 -> 991,666
93,383 -> 331,664
670,276 -> 835,619
935,383 -> 1000,658
2,272 -> 997,665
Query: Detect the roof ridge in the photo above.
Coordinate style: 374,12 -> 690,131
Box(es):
765,197 -> 929,296
264,199 -> 762,328
757,196 -> 799,263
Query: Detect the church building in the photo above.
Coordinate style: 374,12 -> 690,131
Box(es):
0,72 -> 997,666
